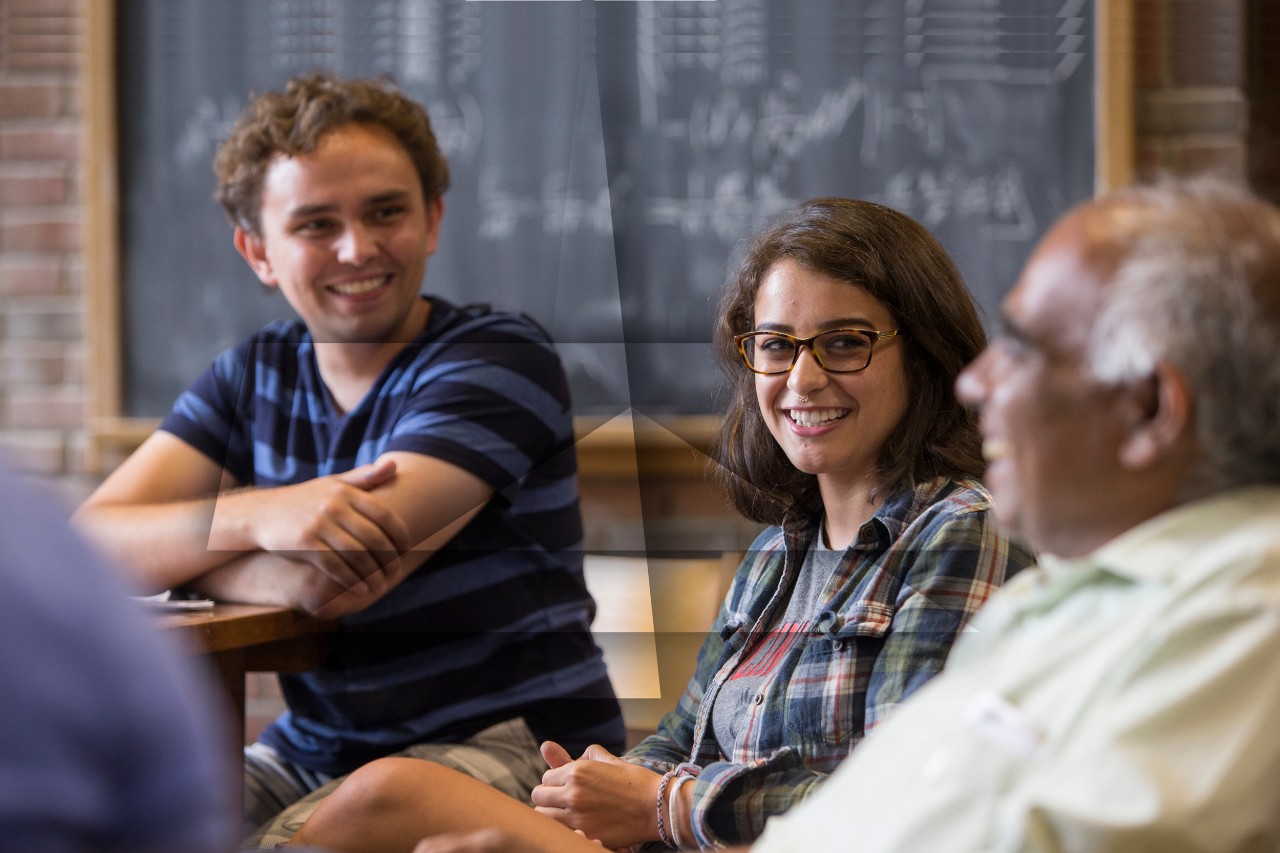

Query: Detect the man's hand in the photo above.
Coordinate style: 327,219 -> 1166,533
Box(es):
209,457 -> 412,595
294,553 -> 412,620
531,741 -> 663,850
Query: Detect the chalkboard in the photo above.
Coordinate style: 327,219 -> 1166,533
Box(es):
115,0 -> 1095,419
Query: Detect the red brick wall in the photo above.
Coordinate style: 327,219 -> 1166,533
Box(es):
1133,0 -> 1247,180
1246,0 -> 1280,203
0,0 -> 85,493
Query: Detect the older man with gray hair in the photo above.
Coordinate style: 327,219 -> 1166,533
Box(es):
407,180 -> 1280,853
749,179 -> 1280,851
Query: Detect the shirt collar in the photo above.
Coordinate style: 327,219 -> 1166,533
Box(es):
1065,486 -> 1280,585
782,475 -> 976,549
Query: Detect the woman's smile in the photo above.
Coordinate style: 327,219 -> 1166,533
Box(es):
785,406 -> 850,429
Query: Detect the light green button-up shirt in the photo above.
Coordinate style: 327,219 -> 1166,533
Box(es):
756,487 -> 1280,852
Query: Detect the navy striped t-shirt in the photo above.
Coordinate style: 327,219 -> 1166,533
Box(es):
160,296 -> 624,774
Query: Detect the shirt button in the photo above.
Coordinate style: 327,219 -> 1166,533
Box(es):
831,639 -> 845,651
753,693 -> 764,705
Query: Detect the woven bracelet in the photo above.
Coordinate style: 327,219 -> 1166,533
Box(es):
655,769 -> 678,849
668,772 -> 696,850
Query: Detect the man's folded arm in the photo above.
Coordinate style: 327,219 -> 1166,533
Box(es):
196,450 -> 493,617
73,434 -> 491,616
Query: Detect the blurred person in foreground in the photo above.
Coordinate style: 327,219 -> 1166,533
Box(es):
0,461 -> 235,852
414,180 -> 1280,852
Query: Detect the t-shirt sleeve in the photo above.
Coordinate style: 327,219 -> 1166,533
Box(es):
157,340 -> 255,485
383,315 -> 576,491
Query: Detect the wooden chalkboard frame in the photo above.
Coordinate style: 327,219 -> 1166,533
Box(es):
81,0 -> 1134,475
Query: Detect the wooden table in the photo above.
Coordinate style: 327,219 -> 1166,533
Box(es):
157,603 -> 334,815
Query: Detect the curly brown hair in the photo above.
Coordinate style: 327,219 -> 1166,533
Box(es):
213,72 -> 450,236
710,197 -> 987,526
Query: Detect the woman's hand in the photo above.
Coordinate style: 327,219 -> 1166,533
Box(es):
531,741 -> 662,850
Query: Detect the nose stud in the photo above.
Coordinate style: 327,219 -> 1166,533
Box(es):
798,396 -> 808,402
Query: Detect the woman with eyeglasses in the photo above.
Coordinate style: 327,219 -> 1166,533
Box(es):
284,198 -> 1034,853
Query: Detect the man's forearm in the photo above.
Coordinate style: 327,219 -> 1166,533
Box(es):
191,549 -> 415,618
186,550 -> 323,609
72,497 -> 250,593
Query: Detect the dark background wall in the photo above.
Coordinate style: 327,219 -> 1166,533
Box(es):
111,0 -> 1095,420
0,0 -> 1261,493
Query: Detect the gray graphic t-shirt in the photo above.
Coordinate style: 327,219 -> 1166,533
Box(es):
712,531 -> 844,753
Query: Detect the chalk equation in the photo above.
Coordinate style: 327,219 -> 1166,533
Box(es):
126,0 -> 1095,414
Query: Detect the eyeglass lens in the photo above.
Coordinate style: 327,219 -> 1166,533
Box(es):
743,330 -> 874,373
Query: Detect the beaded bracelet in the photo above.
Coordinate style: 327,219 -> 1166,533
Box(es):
668,772 -> 696,850
656,769 -> 679,849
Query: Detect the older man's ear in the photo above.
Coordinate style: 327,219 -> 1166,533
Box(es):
1118,359 -> 1194,471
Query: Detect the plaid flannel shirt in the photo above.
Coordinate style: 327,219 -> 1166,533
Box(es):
625,476 -> 1034,848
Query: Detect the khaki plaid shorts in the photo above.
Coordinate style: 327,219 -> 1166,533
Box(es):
242,718 -> 545,849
